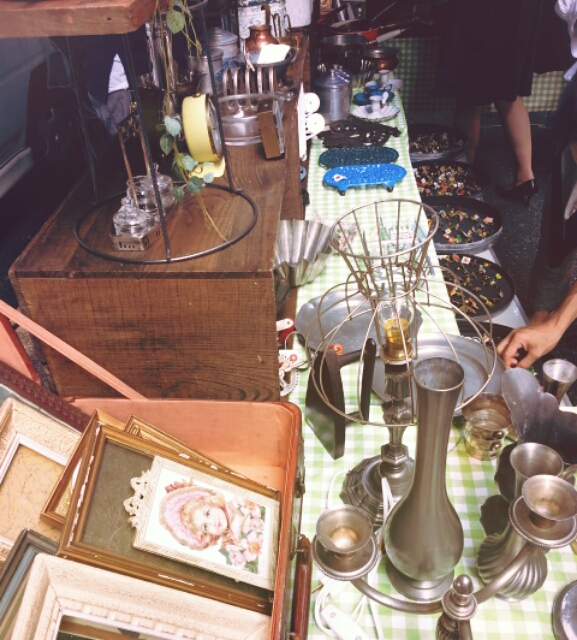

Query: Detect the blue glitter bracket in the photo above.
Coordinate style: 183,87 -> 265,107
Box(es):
323,164 -> 407,196
319,147 -> 399,168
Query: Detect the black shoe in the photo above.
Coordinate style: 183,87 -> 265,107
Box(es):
495,179 -> 538,206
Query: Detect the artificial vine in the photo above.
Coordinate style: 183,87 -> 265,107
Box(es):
153,0 -> 227,241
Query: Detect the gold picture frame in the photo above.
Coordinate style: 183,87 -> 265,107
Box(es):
58,425 -> 279,614
41,410 -> 125,528
12,554 -> 271,640
42,413 -> 276,528
0,398 -> 80,561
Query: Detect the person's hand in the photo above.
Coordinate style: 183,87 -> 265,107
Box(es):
497,322 -> 564,368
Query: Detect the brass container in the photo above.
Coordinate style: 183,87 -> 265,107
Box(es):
462,393 -> 511,460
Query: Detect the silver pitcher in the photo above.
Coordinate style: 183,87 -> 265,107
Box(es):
384,357 -> 465,601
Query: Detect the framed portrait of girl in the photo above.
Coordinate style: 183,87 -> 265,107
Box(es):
124,455 -> 280,591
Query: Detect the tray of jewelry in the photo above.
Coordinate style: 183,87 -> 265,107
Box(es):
413,161 -> 489,199
408,123 -> 468,162
422,196 -> 503,253
438,253 -> 515,318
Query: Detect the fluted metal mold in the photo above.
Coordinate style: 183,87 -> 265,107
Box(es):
385,357 -> 465,600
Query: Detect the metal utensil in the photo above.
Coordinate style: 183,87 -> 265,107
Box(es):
543,359 -> 577,403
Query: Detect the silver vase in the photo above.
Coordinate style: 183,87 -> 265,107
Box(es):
384,357 -> 465,601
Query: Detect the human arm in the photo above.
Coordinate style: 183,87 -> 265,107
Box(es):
497,280 -> 577,368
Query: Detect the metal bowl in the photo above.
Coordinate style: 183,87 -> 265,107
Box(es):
247,47 -> 297,81
422,196 -> 503,253
413,160 -> 491,200
408,123 -> 468,162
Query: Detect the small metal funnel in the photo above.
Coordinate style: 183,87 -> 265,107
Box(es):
542,359 -> 577,403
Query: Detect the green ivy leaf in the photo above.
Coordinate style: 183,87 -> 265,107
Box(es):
160,133 -> 174,155
181,154 -> 197,172
166,10 -> 185,33
186,176 -> 203,193
155,123 -> 166,132
164,115 -> 181,137
173,185 -> 185,203
203,172 -> 214,184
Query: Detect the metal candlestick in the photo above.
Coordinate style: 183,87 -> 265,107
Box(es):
477,474 -> 577,601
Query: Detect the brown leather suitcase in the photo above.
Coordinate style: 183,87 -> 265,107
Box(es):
0,301 -> 312,640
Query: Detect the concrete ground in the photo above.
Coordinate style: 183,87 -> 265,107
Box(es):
0,111 -> 576,400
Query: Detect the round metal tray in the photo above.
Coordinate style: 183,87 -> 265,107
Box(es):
413,160 -> 491,201
422,196 -> 503,254
438,253 -> 516,320
553,580 -> 577,640
408,123 -> 468,162
295,288 -> 375,354
372,333 -> 504,415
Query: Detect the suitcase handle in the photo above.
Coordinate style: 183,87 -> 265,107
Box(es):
291,534 -> 312,640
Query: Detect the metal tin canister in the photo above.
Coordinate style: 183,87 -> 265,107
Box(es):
314,67 -> 351,124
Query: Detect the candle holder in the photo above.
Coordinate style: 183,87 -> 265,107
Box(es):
477,474 -> 577,601
312,505 -> 380,581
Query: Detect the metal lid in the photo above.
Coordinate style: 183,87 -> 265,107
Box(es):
208,27 -> 238,47
363,45 -> 398,60
314,68 -> 351,89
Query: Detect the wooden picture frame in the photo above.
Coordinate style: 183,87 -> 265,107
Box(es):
0,529 -> 57,638
42,413 -> 276,529
0,398 -> 80,561
58,425 -> 279,614
12,554 -> 271,640
41,411 -> 125,528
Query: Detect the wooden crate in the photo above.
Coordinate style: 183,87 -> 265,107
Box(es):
10,43 -> 308,401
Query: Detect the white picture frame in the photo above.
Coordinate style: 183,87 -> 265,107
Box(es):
11,554 -> 271,640
124,455 -> 280,591
0,398 -> 80,560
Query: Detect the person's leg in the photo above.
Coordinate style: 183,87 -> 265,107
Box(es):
494,97 -> 534,184
453,99 -> 481,164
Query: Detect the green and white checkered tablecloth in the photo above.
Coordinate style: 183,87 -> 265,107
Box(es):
288,90 -> 576,640
393,36 -> 567,115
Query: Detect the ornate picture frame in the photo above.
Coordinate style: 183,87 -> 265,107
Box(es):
12,555 -> 271,640
124,455 -> 280,591
0,398 -> 80,560
58,426 -> 279,614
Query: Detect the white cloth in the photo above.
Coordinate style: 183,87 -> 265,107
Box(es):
556,0 -> 577,57
108,54 -> 129,93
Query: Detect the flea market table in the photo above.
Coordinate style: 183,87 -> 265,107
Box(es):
293,88 -> 576,640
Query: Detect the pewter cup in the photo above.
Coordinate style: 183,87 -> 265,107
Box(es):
384,357 -> 465,601
509,442 -> 564,499
542,359 -> 577,403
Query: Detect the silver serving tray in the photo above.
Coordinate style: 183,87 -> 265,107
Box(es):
372,333 -> 504,415
295,288 -> 377,353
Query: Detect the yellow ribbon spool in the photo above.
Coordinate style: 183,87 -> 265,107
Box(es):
181,94 -> 226,178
